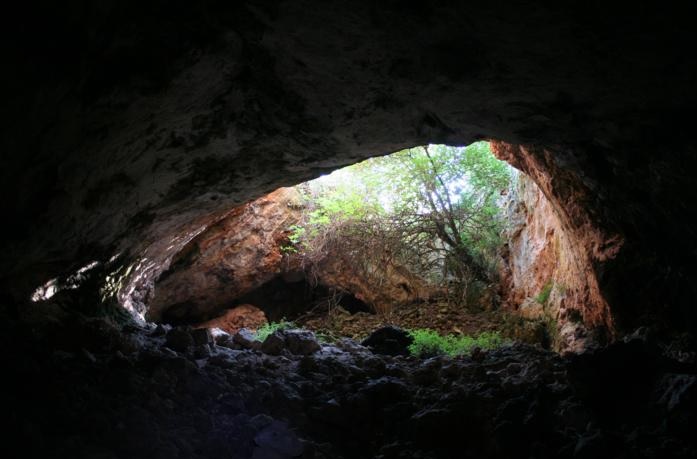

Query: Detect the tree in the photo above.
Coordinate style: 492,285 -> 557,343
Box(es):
288,142 -> 511,308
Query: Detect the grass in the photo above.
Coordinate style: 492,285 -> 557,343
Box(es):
407,329 -> 506,358
535,281 -> 553,304
253,319 -> 295,341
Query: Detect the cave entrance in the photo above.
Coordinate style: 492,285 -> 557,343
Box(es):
145,141 -> 542,352
39,140 -> 563,353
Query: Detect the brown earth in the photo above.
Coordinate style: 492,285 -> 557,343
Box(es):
296,300 -> 530,344
195,304 -> 268,335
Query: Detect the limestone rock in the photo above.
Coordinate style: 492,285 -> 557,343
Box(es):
195,304 -> 268,335
518,298 -> 545,320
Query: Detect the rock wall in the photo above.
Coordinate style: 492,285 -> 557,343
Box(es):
145,188 -> 302,323
142,187 -> 431,324
499,171 -> 610,351
3,1 -> 697,340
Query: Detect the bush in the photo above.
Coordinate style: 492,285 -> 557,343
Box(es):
407,329 -> 505,358
254,319 -> 295,341
536,281 -> 553,304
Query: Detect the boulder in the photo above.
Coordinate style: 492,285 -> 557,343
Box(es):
234,328 -> 262,351
164,327 -> 194,353
191,327 -> 214,346
285,330 -> 321,356
261,331 -> 287,356
361,326 -> 413,356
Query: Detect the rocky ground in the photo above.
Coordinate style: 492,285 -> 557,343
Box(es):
296,300 -> 504,340
4,303 -> 697,459
296,299 -> 550,349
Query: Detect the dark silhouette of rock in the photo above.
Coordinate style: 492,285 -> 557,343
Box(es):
261,331 -> 287,356
362,326 -> 414,356
284,330 -> 321,356
164,327 -> 194,353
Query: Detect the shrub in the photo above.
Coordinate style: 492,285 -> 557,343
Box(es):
254,319 -> 295,341
536,281 -> 553,304
407,329 -> 505,358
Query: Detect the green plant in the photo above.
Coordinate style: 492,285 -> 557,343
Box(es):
280,245 -> 299,254
290,142 -> 512,309
287,225 -> 305,244
254,319 -> 295,341
407,329 -> 505,358
536,281 -> 553,304
280,225 -> 307,254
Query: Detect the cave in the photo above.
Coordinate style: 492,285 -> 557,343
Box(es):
219,277 -> 372,323
3,2 -> 697,458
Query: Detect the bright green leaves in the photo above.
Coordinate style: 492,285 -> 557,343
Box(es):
287,142 -> 513,305
407,328 -> 506,358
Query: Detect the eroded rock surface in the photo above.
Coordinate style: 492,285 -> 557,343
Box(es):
4,1 -> 697,339
144,187 -> 431,325
197,304 -> 268,335
498,171 -> 606,351
4,309 -> 696,459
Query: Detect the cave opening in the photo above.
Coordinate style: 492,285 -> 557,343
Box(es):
5,3 -> 697,457
105,140 -> 575,354
26,141 -> 572,353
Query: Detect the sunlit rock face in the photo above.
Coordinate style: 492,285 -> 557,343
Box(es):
499,172 -> 613,352
144,187 -> 431,324
2,1 -> 696,338
145,188 -> 302,323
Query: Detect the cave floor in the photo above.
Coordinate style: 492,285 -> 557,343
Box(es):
4,311 -> 697,459
295,299 -> 515,346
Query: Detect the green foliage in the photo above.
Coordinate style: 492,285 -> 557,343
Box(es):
280,225 -> 306,253
536,281 -> 553,304
407,329 -> 505,358
290,142 -> 513,303
288,225 -> 305,244
254,319 -> 295,341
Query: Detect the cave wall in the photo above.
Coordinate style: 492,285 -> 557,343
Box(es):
2,1 -> 697,337
143,186 -> 430,324
145,187 -> 302,323
499,171 -> 612,351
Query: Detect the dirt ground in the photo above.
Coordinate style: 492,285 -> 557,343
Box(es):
296,299 -> 510,341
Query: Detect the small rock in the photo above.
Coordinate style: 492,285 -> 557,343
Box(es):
209,327 -> 231,343
361,326 -> 414,356
254,420 -> 304,457
335,338 -> 367,353
191,328 -> 214,346
261,331 -> 286,355
208,354 -> 235,368
151,324 -> 171,336
234,328 -> 262,350
164,327 -> 194,353
284,330 -> 321,355
193,343 -> 211,359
